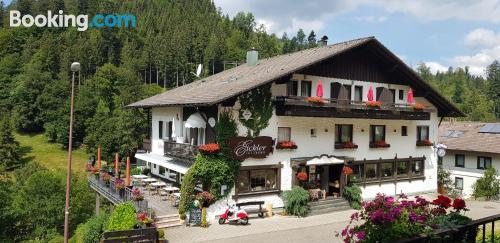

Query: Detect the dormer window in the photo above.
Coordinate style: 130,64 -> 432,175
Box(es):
300,81 -> 312,97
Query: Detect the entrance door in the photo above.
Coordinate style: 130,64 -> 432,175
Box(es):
327,164 -> 343,197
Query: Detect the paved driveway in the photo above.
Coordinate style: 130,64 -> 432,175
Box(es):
165,199 -> 500,243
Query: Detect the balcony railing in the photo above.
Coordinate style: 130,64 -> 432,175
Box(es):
142,139 -> 151,152
164,141 -> 198,160
275,96 -> 431,120
88,174 -> 150,214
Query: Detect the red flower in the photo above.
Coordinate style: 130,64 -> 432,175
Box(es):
342,166 -> 353,175
276,141 -> 297,149
306,97 -> 325,104
296,172 -> 308,181
432,195 -> 452,209
452,198 -> 466,211
366,101 -> 382,107
198,143 -> 220,154
413,103 -> 425,110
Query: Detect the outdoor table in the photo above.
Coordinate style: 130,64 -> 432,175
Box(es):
132,175 -> 148,179
163,186 -> 180,192
142,178 -> 157,183
172,192 -> 181,198
151,182 -> 167,188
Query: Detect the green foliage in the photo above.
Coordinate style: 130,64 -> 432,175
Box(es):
72,213 -> 109,243
201,207 -> 208,227
130,167 -> 142,175
215,111 -> 240,176
473,167 -> 500,200
157,229 -> 165,239
476,228 -> 500,242
0,178 -> 15,240
238,83 -> 273,137
487,60 -> 500,119
179,169 -> 196,216
0,114 -> 24,172
343,184 -> 362,209
281,187 -> 310,217
106,202 -> 137,231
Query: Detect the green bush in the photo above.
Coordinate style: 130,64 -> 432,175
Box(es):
106,202 -> 137,231
179,169 -> 196,216
72,213 -> 109,243
48,235 -> 64,243
142,168 -> 151,175
281,187 -> 310,217
157,229 -> 165,239
343,184 -> 362,209
130,167 -> 142,175
473,167 -> 500,200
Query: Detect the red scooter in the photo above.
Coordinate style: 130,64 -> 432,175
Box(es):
218,202 -> 249,225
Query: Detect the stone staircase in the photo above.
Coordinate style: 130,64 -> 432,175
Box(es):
309,197 -> 352,216
155,214 -> 183,229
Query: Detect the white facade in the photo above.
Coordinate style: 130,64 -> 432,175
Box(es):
441,151 -> 500,198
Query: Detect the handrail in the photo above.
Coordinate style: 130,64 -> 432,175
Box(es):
164,141 -> 198,159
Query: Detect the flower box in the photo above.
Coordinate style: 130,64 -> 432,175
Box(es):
305,97 -> 325,105
413,103 -> 425,111
198,143 -> 220,155
366,101 -> 382,108
416,139 -> 433,146
131,188 -> 144,201
369,140 -> 390,148
296,171 -> 308,181
276,141 -> 297,150
335,141 -> 358,149
342,166 -> 353,176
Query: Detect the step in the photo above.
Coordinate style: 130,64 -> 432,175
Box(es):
309,198 -> 347,206
309,201 -> 350,211
309,205 -> 352,216
155,214 -> 179,221
156,221 -> 183,229
155,217 -> 181,224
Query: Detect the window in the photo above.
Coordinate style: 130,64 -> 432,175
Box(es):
354,86 -> 363,101
310,128 -> 317,137
159,166 -> 166,175
158,121 -> 164,139
455,154 -> 465,168
399,90 -> 404,100
335,124 -> 353,143
401,126 -> 408,136
417,126 -> 429,141
344,85 -> 352,100
301,81 -> 312,97
389,89 -> 396,103
411,160 -> 423,176
370,125 -> 386,142
477,156 -> 492,170
381,162 -> 393,178
287,81 -> 298,96
167,121 -> 173,140
455,177 -> 463,190
365,164 -> 378,180
397,161 -> 409,177
351,164 -> 364,182
277,127 -> 291,142
238,168 -> 278,193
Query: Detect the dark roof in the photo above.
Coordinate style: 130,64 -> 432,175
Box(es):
128,37 -> 463,117
439,122 -> 500,155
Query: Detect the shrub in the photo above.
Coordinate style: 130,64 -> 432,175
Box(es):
106,202 -> 137,231
473,167 -> 500,200
142,168 -> 151,175
179,169 -> 196,216
196,191 -> 215,207
282,187 -> 310,217
157,229 -> 165,239
72,213 -> 109,243
343,184 -> 362,209
130,167 -> 142,175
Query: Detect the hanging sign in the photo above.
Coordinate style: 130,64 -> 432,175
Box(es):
208,117 -> 216,127
227,136 -> 273,160
242,109 -> 252,121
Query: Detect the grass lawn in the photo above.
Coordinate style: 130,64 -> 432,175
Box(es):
15,133 -> 90,173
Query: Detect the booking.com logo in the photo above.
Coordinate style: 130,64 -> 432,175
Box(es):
9,10 -> 136,31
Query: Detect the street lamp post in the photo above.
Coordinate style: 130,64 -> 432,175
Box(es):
63,62 -> 80,243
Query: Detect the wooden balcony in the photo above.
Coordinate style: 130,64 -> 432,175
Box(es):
275,96 -> 431,120
164,141 -> 198,160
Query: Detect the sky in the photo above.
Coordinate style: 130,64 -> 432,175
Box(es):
214,0 -> 500,77
3,0 -> 499,77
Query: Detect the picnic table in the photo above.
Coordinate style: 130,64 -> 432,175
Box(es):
142,178 -> 157,183
151,182 -> 167,188
132,175 -> 148,179
163,186 -> 180,192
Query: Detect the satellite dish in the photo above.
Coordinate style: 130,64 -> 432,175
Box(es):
192,64 -> 203,77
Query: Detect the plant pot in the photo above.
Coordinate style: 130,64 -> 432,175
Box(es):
437,185 -> 447,195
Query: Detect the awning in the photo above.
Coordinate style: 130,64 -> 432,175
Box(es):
135,153 -> 190,174
185,112 -> 206,128
306,155 -> 345,165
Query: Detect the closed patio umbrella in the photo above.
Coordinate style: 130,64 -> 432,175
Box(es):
367,86 -> 374,101
114,153 -> 119,176
407,88 -> 415,104
97,145 -> 101,170
316,80 -> 323,97
126,157 -> 131,186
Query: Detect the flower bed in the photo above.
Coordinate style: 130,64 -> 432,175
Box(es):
276,140 -> 297,150
369,140 -> 390,148
416,139 -> 433,146
335,141 -> 358,149
198,143 -> 220,155
339,194 -> 472,242
306,97 -> 326,105
413,103 -> 425,111
366,101 -> 382,108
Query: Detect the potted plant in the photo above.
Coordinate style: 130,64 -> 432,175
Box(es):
306,96 -> 326,105
137,212 -> 154,228
437,166 -> 452,195
416,139 -> 433,146
157,229 -> 166,243
131,188 -> 144,201
335,141 -> 358,149
366,100 -> 382,108
198,143 -> 220,155
413,103 -> 425,111
369,140 -> 390,148
195,191 -> 215,208
276,140 -> 298,150
115,178 -> 125,197
296,171 -> 308,182
101,172 -> 111,185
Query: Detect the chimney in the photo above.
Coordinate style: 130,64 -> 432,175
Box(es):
246,47 -> 258,66
319,35 -> 328,46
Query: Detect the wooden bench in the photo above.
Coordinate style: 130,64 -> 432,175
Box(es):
101,227 -> 157,243
236,201 -> 267,218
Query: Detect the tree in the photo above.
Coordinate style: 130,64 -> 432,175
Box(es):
486,60 -> 500,118
473,167 -> 500,200
0,0 -> 4,28
296,29 -> 306,48
238,83 -> 273,137
0,178 -> 15,240
307,30 -> 317,48
0,114 -> 23,172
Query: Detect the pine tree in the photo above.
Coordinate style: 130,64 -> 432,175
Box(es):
0,114 -> 23,172
307,30 -> 317,47
0,0 -> 4,28
296,29 -> 306,49
486,60 -> 500,118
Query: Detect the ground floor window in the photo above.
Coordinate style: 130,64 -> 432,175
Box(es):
238,168 -> 279,193
348,157 -> 426,184
455,177 -> 463,190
